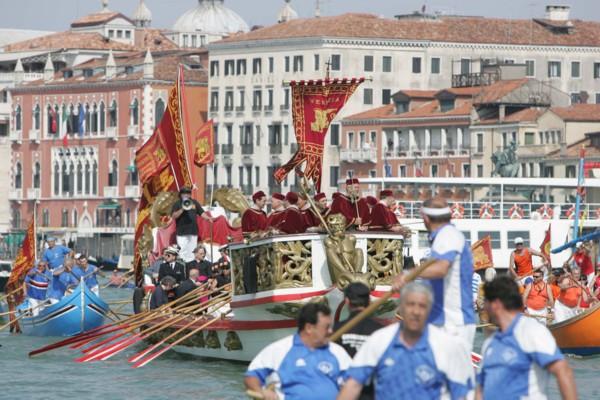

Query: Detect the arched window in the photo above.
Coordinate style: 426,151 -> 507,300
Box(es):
68,163 -> 75,197
155,98 -> 165,124
108,159 -> 118,187
109,100 -> 117,127
33,104 -> 40,130
99,102 -> 105,132
33,162 -> 40,189
14,162 -> 22,189
15,105 -> 22,131
13,209 -> 21,229
85,103 -> 91,133
68,104 -> 76,134
76,162 -> 83,194
60,104 -> 66,135
72,209 -> 78,227
91,103 -> 98,133
61,161 -> 69,194
53,163 -> 60,195
42,209 -> 49,227
61,209 -> 69,227
92,161 -> 98,195
126,208 -> 131,227
129,163 -> 139,186
84,161 -> 90,194
46,105 -> 54,134
130,98 -> 139,126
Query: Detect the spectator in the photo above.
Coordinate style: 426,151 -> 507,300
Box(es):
565,242 -> 595,289
555,267 -> 588,322
42,237 -> 73,270
150,276 -> 177,310
176,267 -> 204,299
170,186 -> 213,263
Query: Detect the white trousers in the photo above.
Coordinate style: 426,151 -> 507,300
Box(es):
554,300 -> 578,323
437,323 -> 476,353
48,298 -> 60,305
527,307 -> 548,326
28,298 -> 46,316
177,235 -> 198,263
91,285 -> 99,296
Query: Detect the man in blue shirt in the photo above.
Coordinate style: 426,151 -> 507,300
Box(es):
24,260 -> 52,316
72,253 -> 102,296
393,197 -> 476,352
339,282 -> 474,400
48,257 -> 78,304
245,302 -> 351,400
42,237 -> 72,270
477,276 -> 576,400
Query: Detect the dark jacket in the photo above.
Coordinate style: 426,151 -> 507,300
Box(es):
176,279 -> 198,299
158,261 -> 187,283
149,285 -> 174,309
186,259 -> 212,278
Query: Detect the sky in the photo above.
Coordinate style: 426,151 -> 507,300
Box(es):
0,0 -> 598,33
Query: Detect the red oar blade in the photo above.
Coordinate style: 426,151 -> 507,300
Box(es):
28,323 -> 121,357
131,346 -> 171,369
75,334 -> 140,363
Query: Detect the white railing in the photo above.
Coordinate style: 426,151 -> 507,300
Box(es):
8,189 -> 22,200
125,185 -> 140,198
23,73 -> 44,81
127,126 -> 138,137
9,130 -> 22,142
29,128 -> 40,142
26,188 -> 40,199
340,148 -> 378,163
106,127 -> 117,139
103,186 -> 118,198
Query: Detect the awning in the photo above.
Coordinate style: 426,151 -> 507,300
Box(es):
97,201 -> 121,210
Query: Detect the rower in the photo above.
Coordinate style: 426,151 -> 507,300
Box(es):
392,197 -> 476,352
42,237 -> 73,270
329,178 -> 369,228
508,237 -> 549,286
48,257 -> 78,304
554,266 -> 588,323
24,260 -> 52,316
522,268 -> 554,325
266,193 -> 286,232
565,242 -> 594,289
72,253 -> 103,296
242,191 -> 268,234
245,302 -> 351,400
477,276 -> 576,400
339,282 -> 474,400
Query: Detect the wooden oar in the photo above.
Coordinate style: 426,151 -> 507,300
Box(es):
329,259 -> 435,342
0,309 -> 17,317
0,300 -> 50,332
0,286 -> 23,303
101,270 -> 135,289
106,300 -> 132,305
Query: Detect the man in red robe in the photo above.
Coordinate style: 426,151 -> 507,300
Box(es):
369,190 -> 402,232
279,192 -> 308,234
298,193 -> 317,228
329,178 -> 369,228
267,193 -> 286,232
242,191 -> 268,234
307,192 -> 328,228
361,195 -> 378,228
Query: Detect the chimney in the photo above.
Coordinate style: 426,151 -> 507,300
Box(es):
499,105 -> 506,122
106,50 -> 116,79
545,5 -> 570,21
43,53 -> 54,81
14,58 -> 24,84
143,49 -> 154,79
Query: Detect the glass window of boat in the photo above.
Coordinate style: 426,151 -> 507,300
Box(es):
478,231 -> 500,249
507,231 -> 530,248
418,231 -> 429,248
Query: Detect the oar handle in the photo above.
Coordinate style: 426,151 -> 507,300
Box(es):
329,259 -> 435,342
245,390 -> 265,399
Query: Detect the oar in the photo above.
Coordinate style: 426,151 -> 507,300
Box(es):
101,270 -> 135,289
131,306 -> 228,368
0,309 -> 17,317
106,300 -> 131,306
329,259 -> 435,342
0,286 -> 23,303
0,300 -> 50,332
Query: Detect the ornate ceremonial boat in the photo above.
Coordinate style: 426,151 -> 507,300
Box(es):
17,281 -> 109,337
145,228 -> 404,362
549,302 -> 600,356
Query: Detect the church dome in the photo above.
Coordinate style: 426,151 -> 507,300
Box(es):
173,0 -> 249,36
133,0 -> 152,27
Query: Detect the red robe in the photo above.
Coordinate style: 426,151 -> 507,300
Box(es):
368,202 -> 398,231
300,207 -> 317,228
329,194 -> 369,226
279,206 -> 308,234
241,207 -> 268,233
267,209 -> 286,230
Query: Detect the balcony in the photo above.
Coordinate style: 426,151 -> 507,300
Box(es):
9,130 -> 22,143
252,105 -> 262,113
224,106 -> 234,112
340,148 -> 377,163
106,127 -> 117,140
269,143 -> 282,154
27,128 -> 40,143
241,184 -> 253,195
451,72 -> 500,88
221,143 -> 233,154
8,189 -> 22,200
103,186 -> 118,198
127,126 -> 138,137
26,188 -> 40,199
241,143 -> 254,155
125,185 -> 140,198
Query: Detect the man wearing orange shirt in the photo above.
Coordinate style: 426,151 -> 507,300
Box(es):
508,237 -> 549,286
554,267 -> 589,322
523,269 -> 554,325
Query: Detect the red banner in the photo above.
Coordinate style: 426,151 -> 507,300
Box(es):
6,217 -> 36,304
274,78 -> 363,191
472,236 -> 494,271
193,119 -> 214,167
540,224 -> 552,267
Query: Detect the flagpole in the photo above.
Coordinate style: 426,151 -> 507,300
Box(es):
209,162 -> 216,262
33,200 -> 37,261
572,147 -> 585,242
177,64 -> 194,190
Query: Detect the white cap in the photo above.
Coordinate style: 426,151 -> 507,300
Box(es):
576,242 -> 583,248
514,237 -> 524,245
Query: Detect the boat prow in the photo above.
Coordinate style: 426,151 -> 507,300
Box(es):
549,303 -> 600,356
18,281 -> 109,337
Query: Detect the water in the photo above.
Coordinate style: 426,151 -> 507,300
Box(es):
1,286 -> 599,400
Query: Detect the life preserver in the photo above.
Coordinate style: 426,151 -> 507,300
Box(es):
451,203 -> 464,219
566,206 -> 586,220
537,204 -> 553,219
479,203 -> 495,219
508,204 -> 525,219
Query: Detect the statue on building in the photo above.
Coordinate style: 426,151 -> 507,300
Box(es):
491,141 -> 520,177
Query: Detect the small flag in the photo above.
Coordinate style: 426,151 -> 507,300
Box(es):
472,235 -> 493,271
50,107 -> 58,134
77,104 -> 85,137
193,120 -> 214,167
61,106 -> 69,146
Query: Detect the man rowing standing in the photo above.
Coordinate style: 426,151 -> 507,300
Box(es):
24,261 -> 52,316
245,302 -> 350,400
392,197 -> 476,352
522,268 -> 554,325
476,276 -> 576,400
509,237 -> 549,286
42,237 -> 73,270
339,282 -> 474,400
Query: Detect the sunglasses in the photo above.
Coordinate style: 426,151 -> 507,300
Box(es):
533,275 -> 542,278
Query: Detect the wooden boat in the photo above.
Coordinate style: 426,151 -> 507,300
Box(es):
17,281 -> 109,337
549,302 -> 600,356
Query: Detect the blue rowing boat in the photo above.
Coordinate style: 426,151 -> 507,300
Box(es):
17,281 -> 109,337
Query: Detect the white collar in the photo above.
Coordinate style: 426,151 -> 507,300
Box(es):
287,205 -> 299,210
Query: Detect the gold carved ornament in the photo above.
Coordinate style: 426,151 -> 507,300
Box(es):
366,238 -> 404,285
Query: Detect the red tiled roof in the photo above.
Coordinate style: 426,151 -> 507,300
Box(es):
546,137 -> 600,159
473,78 -> 529,104
4,31 -> 137,52
217,13 -> 600,47
134,28 -> 179,51
550,104 -> 600,122
395,90 -> 437,98
71,11 -> 133,28
475,107 -> 545,125
442,87 -> 482,96
345,104 -> 394,120
345,99 -> 471,122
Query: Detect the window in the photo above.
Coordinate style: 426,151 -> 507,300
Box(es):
252,58 -> 262,74
33,104 -> 40,130
236,59 -> 246,75
460,58 -> 470,74
347,132 -> 354,148
252,90 -> 262,110
364,55 -> 373,72
109,100 -> 118,127
331,54 -> 341,71
594,63 -> 600,79
566,165 -> 576,178
507,231 -> 529,247
431,165 -> 438,177
33,162 -> 40,189
255,166 -> 260,187
210,60 -> 219,77
108,159 -> 118,187
462,164 -> 470,177
225,91 -> 233,111
571,92 -> 583,104
382,56 -> 392,72
330,124 -> 339,146
370,131 -> 376,144
238,166 -> 243,187
363,88 -> 373,105
525,60 -> 535,77
125,30 -> 131,40
382,89 -> 392,105
548,61 -> 561,78
543,166 -> 554,177
117,30 -> 123,39
293,55 -> 303,72
268,57 -> 274,73
237,89 -> 245,110
596,93 -> 600,104
478,231 -> 501,249
154,99 -> 164,124
15,105 -> 21,131
99,102 -> 105,132
399,165 -> 406,177
92,161 -> 97,195
266,88 -> 273,110
477,165 -> 483,177
224,60 -> 234,76
53,163 -> 59,195
130,98 -> 139,126
76,163 -> 82,194
571,61 -> 581,78
14,162 -> 22,189
431,57 -> 440,74
108,30 -> 114,38
412,57 -> 422,73
284,56 -> 290,72
210,91 -> 219,111
41,209 -> 48,227
476,133 -> 483,153
524,132 -> 535,145
440,99 -> 455,112
330,166 -> 340,187
314,54 -> 319,71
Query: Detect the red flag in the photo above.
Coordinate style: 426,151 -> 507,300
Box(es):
274,78 -> 363,191
540,224 -> 552,267
472,236 -> 494,271
5,217 -> 36,304
62,133 -> 69,147
193,119 -> 214,167
50,108 -> 58,134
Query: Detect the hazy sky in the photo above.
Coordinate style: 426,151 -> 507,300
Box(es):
0,0 -> 598,32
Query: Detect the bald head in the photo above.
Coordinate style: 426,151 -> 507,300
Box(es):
421,196 -> 451,225
188,268 -> 200,280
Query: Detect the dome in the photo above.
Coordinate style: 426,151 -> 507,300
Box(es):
133,0 -> 152,27
173,0 -> 249,36
278,0 -> 298,24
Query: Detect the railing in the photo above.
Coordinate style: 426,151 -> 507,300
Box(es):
264,105 -> 273,112
106,127 -> 117,139
269,143 -> 282,154
125,185 -> 140,198
269,184 -> 282,193
26,188 -> 40,199
280,104 -> 289,111
241,143 -> 253,155
235,106 -> 245,112
127,126 -> 138,137
221,144 -> 233,154
103,186 -> 118,198
340,148 -> 377,162
451,72 -> 499,88
252,105 -> 262,112
8,189 -> 22,200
